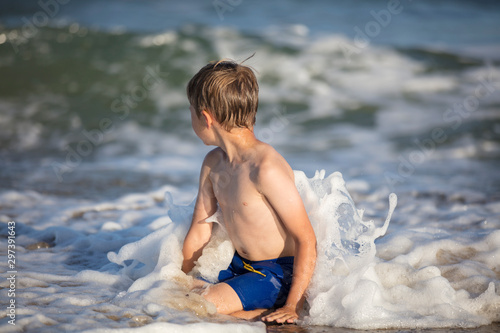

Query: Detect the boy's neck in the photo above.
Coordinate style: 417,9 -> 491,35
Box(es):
214,126 -> 259,164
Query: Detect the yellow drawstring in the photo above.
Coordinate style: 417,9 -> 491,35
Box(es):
242,261 -> 266,277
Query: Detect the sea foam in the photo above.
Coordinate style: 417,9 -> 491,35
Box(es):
106,170 -> 499,329
1,170 -> 499,332
97,170 -> 399,328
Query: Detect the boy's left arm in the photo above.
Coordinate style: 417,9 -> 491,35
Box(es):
258,161 -> 317,324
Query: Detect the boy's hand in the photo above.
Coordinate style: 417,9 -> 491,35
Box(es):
261,305 -> 298,324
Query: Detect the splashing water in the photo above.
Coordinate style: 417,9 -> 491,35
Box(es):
99,170 -> 399,328
1,170 -> 499,332
106,170 -> 500,330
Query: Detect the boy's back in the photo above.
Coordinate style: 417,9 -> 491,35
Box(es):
204,142 -> 296,261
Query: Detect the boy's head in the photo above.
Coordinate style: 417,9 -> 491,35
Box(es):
187,60 -> 259,131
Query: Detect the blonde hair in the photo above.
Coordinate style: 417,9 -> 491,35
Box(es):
187,60 -> 259,131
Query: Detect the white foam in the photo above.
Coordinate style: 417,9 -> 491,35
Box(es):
82,321 -> 266,333
103,171 -> 401,328
2,169 -> 500,331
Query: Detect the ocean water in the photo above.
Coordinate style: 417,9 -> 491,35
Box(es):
1,0 -> 500,332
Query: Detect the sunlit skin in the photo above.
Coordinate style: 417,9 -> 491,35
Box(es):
182,105 -> 317,324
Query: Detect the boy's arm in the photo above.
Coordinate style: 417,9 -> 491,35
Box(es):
258,159 -> 317,324
182,152 -> 218,274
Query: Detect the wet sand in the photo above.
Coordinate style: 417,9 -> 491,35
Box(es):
266,323 -> 500,333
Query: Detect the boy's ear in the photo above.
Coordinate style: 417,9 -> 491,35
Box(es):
201,110 -> 214,129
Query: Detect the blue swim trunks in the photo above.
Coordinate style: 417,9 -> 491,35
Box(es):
217,252 -> 294,311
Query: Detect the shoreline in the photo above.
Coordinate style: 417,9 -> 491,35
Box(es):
266,323 -> 500,333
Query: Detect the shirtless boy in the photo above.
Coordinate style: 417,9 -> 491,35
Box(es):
181,60 -> 317,324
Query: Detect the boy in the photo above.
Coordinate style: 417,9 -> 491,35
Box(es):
182,60 -> 316,324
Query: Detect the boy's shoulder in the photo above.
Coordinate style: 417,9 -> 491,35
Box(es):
205,147 -> 225,159
201,144 -> 293,181
255,142 -> 287,165
254,143 -> 294,184
202,147 -> 225,168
